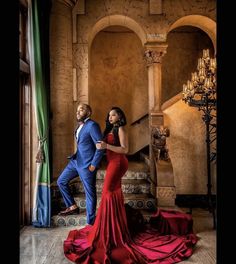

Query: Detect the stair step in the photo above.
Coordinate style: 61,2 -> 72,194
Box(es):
51,161 -> 149,185
51,208 -> 156,227
52,193 -> 157,214
52,179 -> 151,198
51,206 -> 185,227
51,160 -> 155,227
97,169 -> 149,180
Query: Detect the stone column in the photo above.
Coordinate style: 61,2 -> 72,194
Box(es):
144,43 -> 167,111
50,0 -> 75,180
72,1 -> 89,150
144,43 -> 176,207
144,43 -> 167,189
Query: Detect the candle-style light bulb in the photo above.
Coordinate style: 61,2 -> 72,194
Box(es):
203,49 -> 206,58
183,84 -> 187,93
182,49 -> 216,110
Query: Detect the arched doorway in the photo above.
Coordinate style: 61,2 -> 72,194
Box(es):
162,15 -> 216,196
89,25 -> 148,133
88,16 -> 149,155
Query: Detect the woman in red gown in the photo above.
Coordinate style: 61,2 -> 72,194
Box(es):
64,107 -> 197,263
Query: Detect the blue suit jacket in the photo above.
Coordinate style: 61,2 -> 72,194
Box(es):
71,119 -> 104,169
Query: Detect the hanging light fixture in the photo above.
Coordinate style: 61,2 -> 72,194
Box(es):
182,49 -> 216,109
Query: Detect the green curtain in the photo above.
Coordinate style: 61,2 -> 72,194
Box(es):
28,0 -> 51,227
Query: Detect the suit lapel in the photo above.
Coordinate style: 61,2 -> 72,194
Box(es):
77,120 -> 89,142
74,124 -> 80,139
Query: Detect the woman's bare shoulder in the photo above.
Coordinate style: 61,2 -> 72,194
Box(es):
118,126 -> 126,133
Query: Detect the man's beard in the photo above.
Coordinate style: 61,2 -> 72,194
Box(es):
77,117 -> 84,122
77,113 -> 89,122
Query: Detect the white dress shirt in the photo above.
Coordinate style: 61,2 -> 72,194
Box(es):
75,117 -> 90,140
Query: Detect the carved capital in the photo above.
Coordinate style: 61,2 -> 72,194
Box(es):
144,42 -> 168,66
144,50 -> 165,65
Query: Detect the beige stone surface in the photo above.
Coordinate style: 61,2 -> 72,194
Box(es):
89,28 -> 148,142
162,27 -> 215,104
164,99 -> 216,194
49,0 -> 216,193
20,208 -> 216,264
50,1 -> 75,178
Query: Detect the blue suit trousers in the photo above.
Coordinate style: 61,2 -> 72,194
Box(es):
57,159 -> 97,225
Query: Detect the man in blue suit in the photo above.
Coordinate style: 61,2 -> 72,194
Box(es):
57,103 -> 104,225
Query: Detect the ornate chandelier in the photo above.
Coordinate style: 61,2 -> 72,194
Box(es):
182,49 -> 217,229
182,49 -> 216,110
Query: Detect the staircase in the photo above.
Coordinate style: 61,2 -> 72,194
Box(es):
51,157 -> 157,227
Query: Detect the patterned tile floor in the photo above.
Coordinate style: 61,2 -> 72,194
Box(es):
20,208 -> 216,264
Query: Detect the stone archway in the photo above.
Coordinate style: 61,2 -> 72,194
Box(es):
161,14 -> 217,202
168,15 -> 216,53
88,15 -> 147,50
88,15 -> 149,155
75,14 -> 147,126
153,15 -> 216,207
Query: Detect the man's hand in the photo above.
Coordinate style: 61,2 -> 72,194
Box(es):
88,165 -> 96,172
96,141 -> 107,150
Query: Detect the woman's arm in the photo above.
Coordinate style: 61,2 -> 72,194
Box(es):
96,126 -> 129,154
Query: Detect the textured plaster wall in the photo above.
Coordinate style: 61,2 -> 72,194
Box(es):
50,1 -> 75,178
50,0 -> 216,186
76,0 -> 216,43
164,100 -> 216,194
89,29 -> 148,133
162,27 -> 214,104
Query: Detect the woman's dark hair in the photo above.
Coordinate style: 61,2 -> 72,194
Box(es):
103,107 -> 127,146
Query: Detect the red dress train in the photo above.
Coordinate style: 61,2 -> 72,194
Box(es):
64,133 -> 197,263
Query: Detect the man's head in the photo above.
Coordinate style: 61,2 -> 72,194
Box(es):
76,103 -> 92,121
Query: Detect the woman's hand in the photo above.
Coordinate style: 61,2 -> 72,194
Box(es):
96,141 -> 107,150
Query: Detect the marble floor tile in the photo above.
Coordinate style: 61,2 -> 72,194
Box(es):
20,208 -> 216,264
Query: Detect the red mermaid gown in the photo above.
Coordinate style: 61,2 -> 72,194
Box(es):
64,133 -> 197,263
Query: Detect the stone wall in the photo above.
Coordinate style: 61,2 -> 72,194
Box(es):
50,1 -> 75,178
163,99 -> 216,194
162,26 -> 214,103
50,0 -> 216,195
89,27 -> 148,132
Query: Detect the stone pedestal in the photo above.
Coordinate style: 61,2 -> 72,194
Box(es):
156,161 -> 176,206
